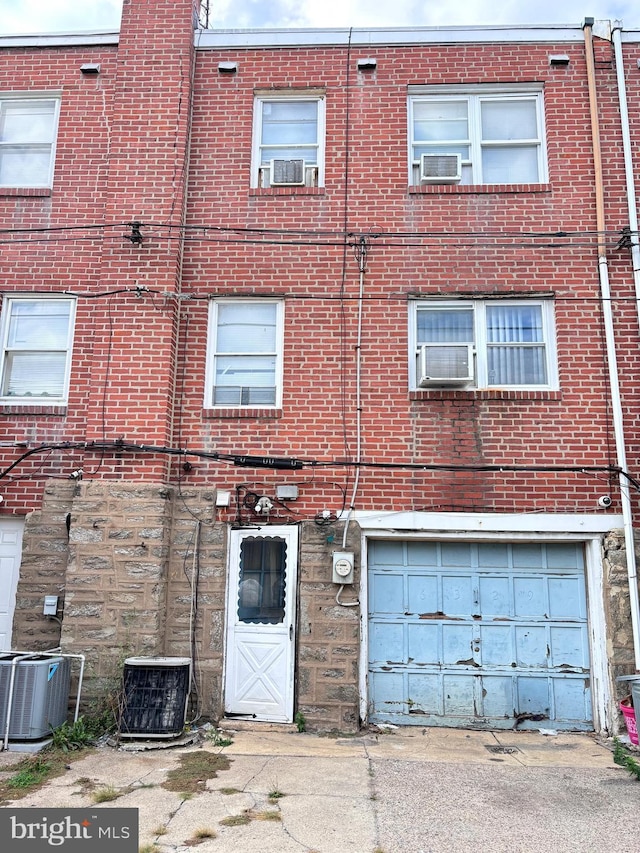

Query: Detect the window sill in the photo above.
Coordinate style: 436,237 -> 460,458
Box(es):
0,403 -> 67,415
0,187 -> 52,197
408,183 -> 551,195
203,407 -> 283,419
410,388 -> 562,402
249,187 -> 325,197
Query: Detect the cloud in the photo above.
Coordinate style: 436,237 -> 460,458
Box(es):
0,0 -> 122,34
0,0 -> 637,36
208,0 -> 637,29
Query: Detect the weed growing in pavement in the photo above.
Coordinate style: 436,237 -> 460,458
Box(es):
219,786 -> 241,794
294,711 -> 306,732
0,749 -> 91,804
184,827 -> 217,844
219,813 -> 251,827
139,845 -> 160,853
251,810 -> 281,822
161,751 -> 231,796
6,756 -> 51,789
613,737 -> 640,780
152,825 -> 168,836
268,787 -> 285,802
50,717 -> 97,752
92,784 -> 123,803
204,728 -> 233,747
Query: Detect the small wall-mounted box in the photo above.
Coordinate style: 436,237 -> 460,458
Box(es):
43,595 -> 58,615
332,551 -> 355,585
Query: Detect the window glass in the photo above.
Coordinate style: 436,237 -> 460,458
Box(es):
1,299 -> 73,399
238,537 -> 287,624
261,101 -> 317,147
418,309 -> 474,344
410,90 -> 545,186
413,100 -> 468,142
253,95 -> 324,188
414,301 -> 553,389
481,99 -> 537,141
209,301 -> 281,407
0,99 -> 58,187
481,146 -> 539,183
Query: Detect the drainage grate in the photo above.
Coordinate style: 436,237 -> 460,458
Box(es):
485,745 -> 520,754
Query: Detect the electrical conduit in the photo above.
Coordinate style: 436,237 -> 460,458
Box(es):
584,20 -> 640,671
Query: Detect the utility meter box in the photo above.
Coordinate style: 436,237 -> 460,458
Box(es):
332,551 -> 355,585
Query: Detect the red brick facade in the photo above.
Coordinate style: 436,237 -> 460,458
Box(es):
1,3 -> 639,733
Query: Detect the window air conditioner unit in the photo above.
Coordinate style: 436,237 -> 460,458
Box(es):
270,158 -> 305,186
420,153 -> 462,183
0,654 -> 71,740
418,344 -> 474,385
119,657 -> 191,738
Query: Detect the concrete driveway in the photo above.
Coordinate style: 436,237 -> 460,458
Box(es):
1,725 -> 639,852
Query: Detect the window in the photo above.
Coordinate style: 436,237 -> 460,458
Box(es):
205,299 -> 284,407
0,97 -> 60,187
237,536 -> 287,624
0,297 -> 75,402
251,93 -> 325,188
411,300 -> 557,390
409,86 -> 547,186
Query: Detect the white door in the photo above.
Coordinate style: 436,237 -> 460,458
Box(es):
0,518 -> 25,650
224,526 -> 298,722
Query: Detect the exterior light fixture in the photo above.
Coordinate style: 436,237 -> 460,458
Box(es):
80,63 -> 101,74
357,58 -> 377,71
218,62 -> 238,74
549,54 -> 570,66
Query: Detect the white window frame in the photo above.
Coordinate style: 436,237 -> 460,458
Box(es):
0,295 -> 76,404
409,298 -> 558,390
250,93 -> 325,188
408,84 -> 547,186
0,93 -> 61,188
204,298 -> 284,408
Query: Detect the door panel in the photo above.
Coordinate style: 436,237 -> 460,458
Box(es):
224,526 -> 298,722
368,540 -> 592,730
0,519 -> 24,650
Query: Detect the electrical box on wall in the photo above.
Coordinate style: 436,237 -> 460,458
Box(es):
332,551 -> 355,584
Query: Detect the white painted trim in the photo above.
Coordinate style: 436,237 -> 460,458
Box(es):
353,509 -> 621,534
357,519 -> 617,733
0,32 -> 118,48
196,26 -> 587,50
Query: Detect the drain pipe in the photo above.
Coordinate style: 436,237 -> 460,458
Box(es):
612,22 -> 640,330
584,19 -> 640,671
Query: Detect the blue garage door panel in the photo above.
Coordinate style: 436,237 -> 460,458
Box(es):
368,540 -> 592,731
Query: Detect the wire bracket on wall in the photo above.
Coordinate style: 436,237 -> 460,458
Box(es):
125,222 -> 144,245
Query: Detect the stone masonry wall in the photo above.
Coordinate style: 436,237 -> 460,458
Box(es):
15,482 -> 639,733
297,519 -> 362,732
163,487 -> 227,723
60,481 -> 173,701
603,529 -> 639,696
11,481 -> 75,652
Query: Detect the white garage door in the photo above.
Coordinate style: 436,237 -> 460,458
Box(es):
0,517 -> 24,650
368,540 -> 592,731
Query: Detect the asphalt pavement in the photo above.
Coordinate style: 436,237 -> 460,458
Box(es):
1,723 -> 639,852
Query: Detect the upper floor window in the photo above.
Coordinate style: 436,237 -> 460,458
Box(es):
205,299 -> 284,407
251,92 -> 325,188
411,299 -> 557,390
0,97 -> 60,188
408,85 -> 547,186
0,297 -> 76,402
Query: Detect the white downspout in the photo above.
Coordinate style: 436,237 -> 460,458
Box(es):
612,23 -> 640,330
584,21 -> 640,671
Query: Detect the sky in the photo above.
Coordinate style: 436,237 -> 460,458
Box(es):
0,0 -> 637,35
